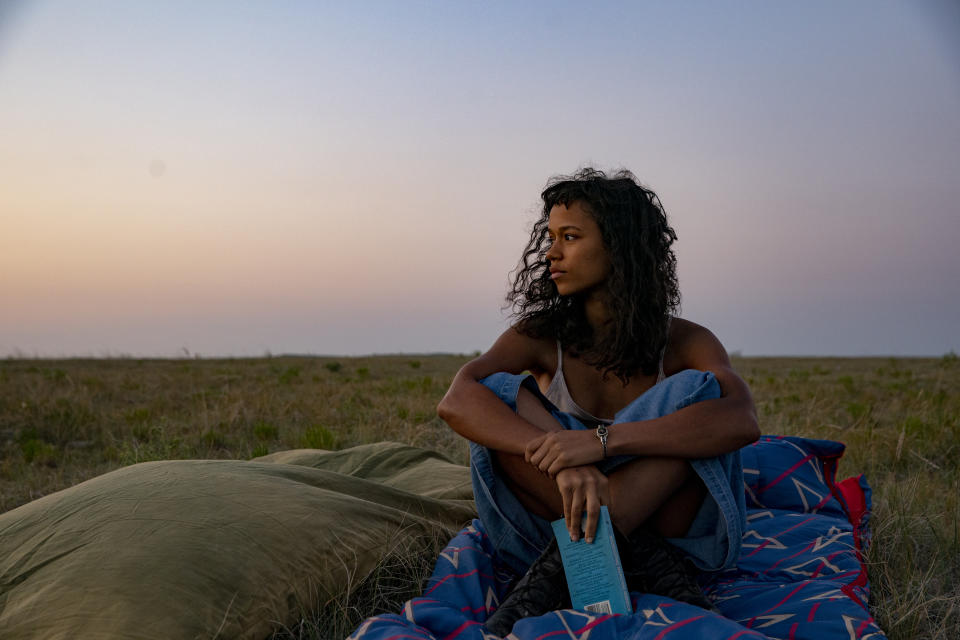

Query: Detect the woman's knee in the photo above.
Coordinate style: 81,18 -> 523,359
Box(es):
478,373 -> 565,433
615,369 -> 721,422
516,387 -> 564,433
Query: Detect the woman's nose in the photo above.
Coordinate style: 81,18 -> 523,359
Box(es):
545,243 -> 560,261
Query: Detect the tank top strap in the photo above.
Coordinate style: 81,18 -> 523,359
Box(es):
542,339 -> 565,403
656,316 -> 672,383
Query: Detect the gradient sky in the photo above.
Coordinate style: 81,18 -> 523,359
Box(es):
2,1 -> 959,357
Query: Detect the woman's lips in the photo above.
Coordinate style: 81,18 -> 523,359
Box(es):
550,271 -> 565,280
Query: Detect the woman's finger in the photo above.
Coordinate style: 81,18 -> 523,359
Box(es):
528,448 -> 544,468
568,488 -> 584,542
560,479 -> 573,527
546,456 -> 566,477
598,477 -> 611,506
538,449 -> 558,473
524,435 -> 546,464
583,488 -> 601,543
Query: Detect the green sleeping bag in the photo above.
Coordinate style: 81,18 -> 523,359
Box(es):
0,442 -> 475,639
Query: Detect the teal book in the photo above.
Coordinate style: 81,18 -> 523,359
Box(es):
550,506 -> 633,615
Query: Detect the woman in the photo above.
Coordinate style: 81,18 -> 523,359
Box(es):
437,168 -> 759,634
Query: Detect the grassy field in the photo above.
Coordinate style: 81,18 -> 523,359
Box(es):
1,354 -> 957,638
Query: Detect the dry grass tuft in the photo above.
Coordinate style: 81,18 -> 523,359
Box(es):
270,528 -> 451,640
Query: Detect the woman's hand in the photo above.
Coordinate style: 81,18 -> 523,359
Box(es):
525,429 -> 603,476
554,465 -> 610,543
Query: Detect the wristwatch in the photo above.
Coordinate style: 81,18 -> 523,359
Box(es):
596,424 -> 608,459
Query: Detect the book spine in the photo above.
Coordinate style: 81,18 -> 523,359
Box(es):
606,515 -> 631,609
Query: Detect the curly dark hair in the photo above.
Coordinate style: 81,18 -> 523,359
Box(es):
508,168 -> 680,383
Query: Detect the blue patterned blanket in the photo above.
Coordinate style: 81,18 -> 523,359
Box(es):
349,436 -> 886,640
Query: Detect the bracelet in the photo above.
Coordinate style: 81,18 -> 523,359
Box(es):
596,424 -> 608,459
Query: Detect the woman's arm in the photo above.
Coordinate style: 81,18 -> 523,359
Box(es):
437,327 -> 559,455
609,321 -> 760,457
441,328 -> 618,542
526,321 -> 760,474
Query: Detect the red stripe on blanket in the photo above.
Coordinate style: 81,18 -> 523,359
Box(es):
746,581 -> 811,626
755,454 -> 816,493
837,476 -> 868,536
529,614 -> 613,640
807,602 -> 821,621
424,569 -> 495,596
442,620 -> 480,640
744,516 -> 816,559
652,615 -> 706,639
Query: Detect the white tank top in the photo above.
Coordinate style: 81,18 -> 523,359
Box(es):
543,339 -> 667,425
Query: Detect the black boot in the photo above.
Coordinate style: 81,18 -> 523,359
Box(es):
484,539 -> 570,636
616,527 -> 720,613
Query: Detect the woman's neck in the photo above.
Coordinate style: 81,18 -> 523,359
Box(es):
583,291 -> 611,332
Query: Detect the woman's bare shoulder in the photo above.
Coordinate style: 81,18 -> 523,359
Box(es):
668,316 -> 711,343
460,326 -> 557,380
665,317 -> 731,373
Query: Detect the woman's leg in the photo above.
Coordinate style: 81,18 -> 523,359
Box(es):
472,369 -> 743,574
485,385 -> 717,634
609,458 -> 706,537
493,386 -> 704,538
490,387 -> 565,521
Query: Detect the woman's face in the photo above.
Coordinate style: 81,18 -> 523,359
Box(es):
545,201 -> 611,298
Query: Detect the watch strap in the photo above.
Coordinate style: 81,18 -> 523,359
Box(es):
596,424 -> 608,459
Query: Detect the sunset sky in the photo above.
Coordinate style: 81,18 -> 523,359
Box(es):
2,1 -> 959,357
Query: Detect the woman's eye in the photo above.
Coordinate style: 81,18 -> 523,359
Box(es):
564,234 -> 576,241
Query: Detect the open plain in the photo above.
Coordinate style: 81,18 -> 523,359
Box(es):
1,354 -> 957,639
